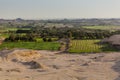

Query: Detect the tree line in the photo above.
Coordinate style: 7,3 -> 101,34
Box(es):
5,26 -> 120,42
31,26 -> 117,39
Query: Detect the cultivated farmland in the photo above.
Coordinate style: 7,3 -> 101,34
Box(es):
0,42 -> 60,50
82,26 -> 120,31
69,40 -> 117,53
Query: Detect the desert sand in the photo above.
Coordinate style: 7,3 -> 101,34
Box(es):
0,49 -> 120,80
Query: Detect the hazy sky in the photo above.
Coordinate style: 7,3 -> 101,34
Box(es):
0,0 -> 120,19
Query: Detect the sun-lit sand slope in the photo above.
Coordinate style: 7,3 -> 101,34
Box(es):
0,49 -> 120,80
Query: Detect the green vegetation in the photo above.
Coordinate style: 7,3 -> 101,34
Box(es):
0,41 -> 60,50
0,27 -> 31,33
0,27 -> 18,33
82,26 -> 120,31
0,33 -> 9,38
69,40 -> 117,53
0,19 -> 120,53
0,26 -> 119,53
0,27 -> 31,38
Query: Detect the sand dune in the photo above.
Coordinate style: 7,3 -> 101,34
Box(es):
0,49 -> 120,80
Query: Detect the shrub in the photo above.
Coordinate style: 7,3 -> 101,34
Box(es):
43,37 -> 47,42
48,38 -> 52,42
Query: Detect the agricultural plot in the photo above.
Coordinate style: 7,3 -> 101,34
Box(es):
0,27 -> 31,33
0,33 -> 9,38
0,42 -> 60,51
0,27 -> 32,39
82,26 -> 120,31
69,40 -> 116,53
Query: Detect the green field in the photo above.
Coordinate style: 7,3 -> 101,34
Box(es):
0,27 -> 31,32
0,42 -> 60,51
0,27 -> 31,38
82,26 -> 120,31
0,27 -> 17,32
0,33 -> 9,38
69,40 -> 117,53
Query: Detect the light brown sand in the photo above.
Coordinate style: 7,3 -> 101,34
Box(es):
0,49 -> 120,80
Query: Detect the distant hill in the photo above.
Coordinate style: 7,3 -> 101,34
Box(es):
1,18 -> 120,27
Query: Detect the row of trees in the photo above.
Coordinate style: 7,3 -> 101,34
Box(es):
5,34 -> 36,42
4,33 -> 55,42
31,26 -> 115,39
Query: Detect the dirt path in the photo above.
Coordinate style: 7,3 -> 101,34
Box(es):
59,38 -> 71,52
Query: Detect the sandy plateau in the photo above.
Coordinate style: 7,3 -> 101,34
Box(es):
0,49 -> 120,80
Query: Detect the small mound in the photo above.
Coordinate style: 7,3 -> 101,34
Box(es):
2,49 -> 42,62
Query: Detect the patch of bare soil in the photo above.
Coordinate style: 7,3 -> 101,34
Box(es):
0,49 -> 120,80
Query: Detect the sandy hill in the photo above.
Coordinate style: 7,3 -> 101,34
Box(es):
0,49 -> 120,80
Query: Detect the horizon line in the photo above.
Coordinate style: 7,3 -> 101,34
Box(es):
1,17 -> 120,20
